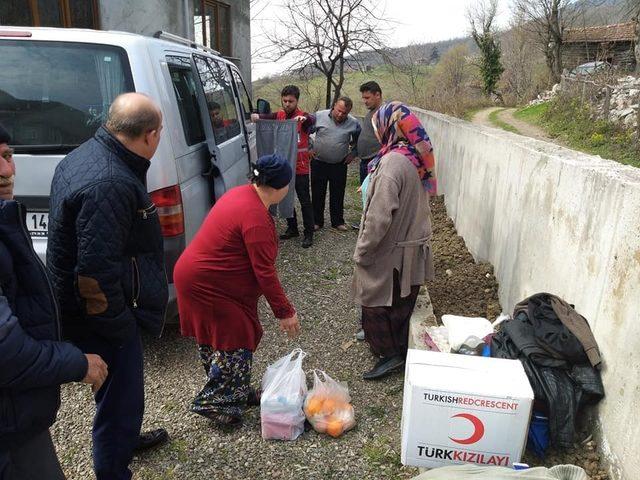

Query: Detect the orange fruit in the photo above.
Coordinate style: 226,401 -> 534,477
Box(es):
326,419 -> 344,438
321,398 -> 338,415
305,396 -> 324,417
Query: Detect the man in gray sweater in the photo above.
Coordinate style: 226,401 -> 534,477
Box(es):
357,81 -> 383,184
311,97 -> 361,231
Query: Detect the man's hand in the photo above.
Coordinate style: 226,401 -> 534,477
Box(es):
343,155 -> 355,165
279,313 -> 301,338
250,113 -> 260,123
294,115 -> 307,123
82,354 -> 108,392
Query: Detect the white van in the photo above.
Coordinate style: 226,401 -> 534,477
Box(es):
0,27 -> 269,320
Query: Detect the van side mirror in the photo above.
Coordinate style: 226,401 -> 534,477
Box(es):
256,98 -> 271,115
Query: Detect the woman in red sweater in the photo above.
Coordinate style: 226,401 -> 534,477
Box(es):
174,154 -> 300,428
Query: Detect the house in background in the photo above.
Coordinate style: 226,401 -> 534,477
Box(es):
563,21 -> 637,72
0,0 -> 252,84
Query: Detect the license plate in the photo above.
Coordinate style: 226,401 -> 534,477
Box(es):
27,211 -> 49,237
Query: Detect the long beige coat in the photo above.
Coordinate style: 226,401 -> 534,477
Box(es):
351,152 -> 435,307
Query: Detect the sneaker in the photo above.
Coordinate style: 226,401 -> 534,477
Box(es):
279,228 -> 299,240
355,329 -> 365,341
302,233 -> 313,248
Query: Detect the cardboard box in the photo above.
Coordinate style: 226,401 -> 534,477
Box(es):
401,349 -> 534,469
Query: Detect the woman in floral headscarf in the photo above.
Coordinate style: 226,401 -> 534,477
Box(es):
352,102 -> 436,380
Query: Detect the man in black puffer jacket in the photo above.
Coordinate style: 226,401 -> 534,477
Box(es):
47,94 -> 169,480
0,123 -> 108,480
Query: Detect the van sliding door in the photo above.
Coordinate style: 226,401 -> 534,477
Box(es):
193,54 -> 250,201
230,67 -> 257,163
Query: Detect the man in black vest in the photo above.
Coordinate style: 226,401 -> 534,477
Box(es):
0,123 -> 108,480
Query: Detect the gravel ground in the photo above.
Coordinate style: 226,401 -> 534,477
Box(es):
52,166 -> 608,479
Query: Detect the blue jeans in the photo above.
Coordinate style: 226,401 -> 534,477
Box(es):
77,331 -> 144,480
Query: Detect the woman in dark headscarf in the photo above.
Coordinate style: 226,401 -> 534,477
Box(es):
174,154 -> 301,428
352,102 -> 436,380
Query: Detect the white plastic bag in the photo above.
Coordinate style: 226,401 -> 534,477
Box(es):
260,349 -> 307,440
303,370 -> 355,437
442,315 -> 494,352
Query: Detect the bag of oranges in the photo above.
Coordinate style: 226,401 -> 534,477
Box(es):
303,370 -> 356,438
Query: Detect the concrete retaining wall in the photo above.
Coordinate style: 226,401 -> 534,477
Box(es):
412,108 -> 640,480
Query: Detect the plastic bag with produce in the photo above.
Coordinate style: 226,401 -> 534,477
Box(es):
303,370 -> 356,438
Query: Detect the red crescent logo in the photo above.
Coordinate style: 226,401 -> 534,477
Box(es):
449,413 -> 485,445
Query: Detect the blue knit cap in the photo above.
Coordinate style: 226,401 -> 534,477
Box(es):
253,153 -> 292,189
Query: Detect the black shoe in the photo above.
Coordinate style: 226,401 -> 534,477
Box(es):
247,387 -> 261,407
134,428 -> 169,453
362,356 -> 406,380
279,228 -> 299,240
302,233 -> 313,248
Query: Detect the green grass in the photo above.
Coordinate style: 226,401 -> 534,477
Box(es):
516,101 -> 640,168
253,64 -> 434,117
488,108 -> 521,134
514,102 -> 549,125
362,437 -> 403,468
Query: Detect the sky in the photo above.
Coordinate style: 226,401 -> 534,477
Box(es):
251,0 -> 513,79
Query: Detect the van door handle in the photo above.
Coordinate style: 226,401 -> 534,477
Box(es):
241,144 -> 248,152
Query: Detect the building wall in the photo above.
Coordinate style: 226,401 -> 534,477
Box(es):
412,107 -> 640,480
563,41 -> 636,70
228,0 -> 251,86
99,0 -> 189,39
99,0 -> 251,86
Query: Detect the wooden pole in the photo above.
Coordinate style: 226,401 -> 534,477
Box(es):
604,86 -> 611,120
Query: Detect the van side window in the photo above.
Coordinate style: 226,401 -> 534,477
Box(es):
231,69 -> 253,121
0,40 -> 133,152
167,56 -> 205,146
193,55 -> 241,145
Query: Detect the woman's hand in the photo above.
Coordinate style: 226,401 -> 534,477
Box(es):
279,313 -> 301,338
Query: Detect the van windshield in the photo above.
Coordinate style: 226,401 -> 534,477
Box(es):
0,40 -> 134,153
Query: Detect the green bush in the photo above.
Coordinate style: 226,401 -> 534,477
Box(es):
536,96 -> 640,167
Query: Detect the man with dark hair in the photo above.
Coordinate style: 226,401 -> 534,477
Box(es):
47,93 -> 169,480
1,123 -> 109,480
358,81 -> 383,184
311,96 -> 361,231
251,85 -> 316,248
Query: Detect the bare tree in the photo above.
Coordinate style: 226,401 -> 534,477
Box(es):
468,0 -> 504,99
428,44 -> 473,116
390,43 -> 429,105
512,0 -> 579,83
501,17 -> 536,102
259,0 -> 387,108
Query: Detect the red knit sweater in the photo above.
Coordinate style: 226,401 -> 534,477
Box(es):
174,185 -> 295,350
